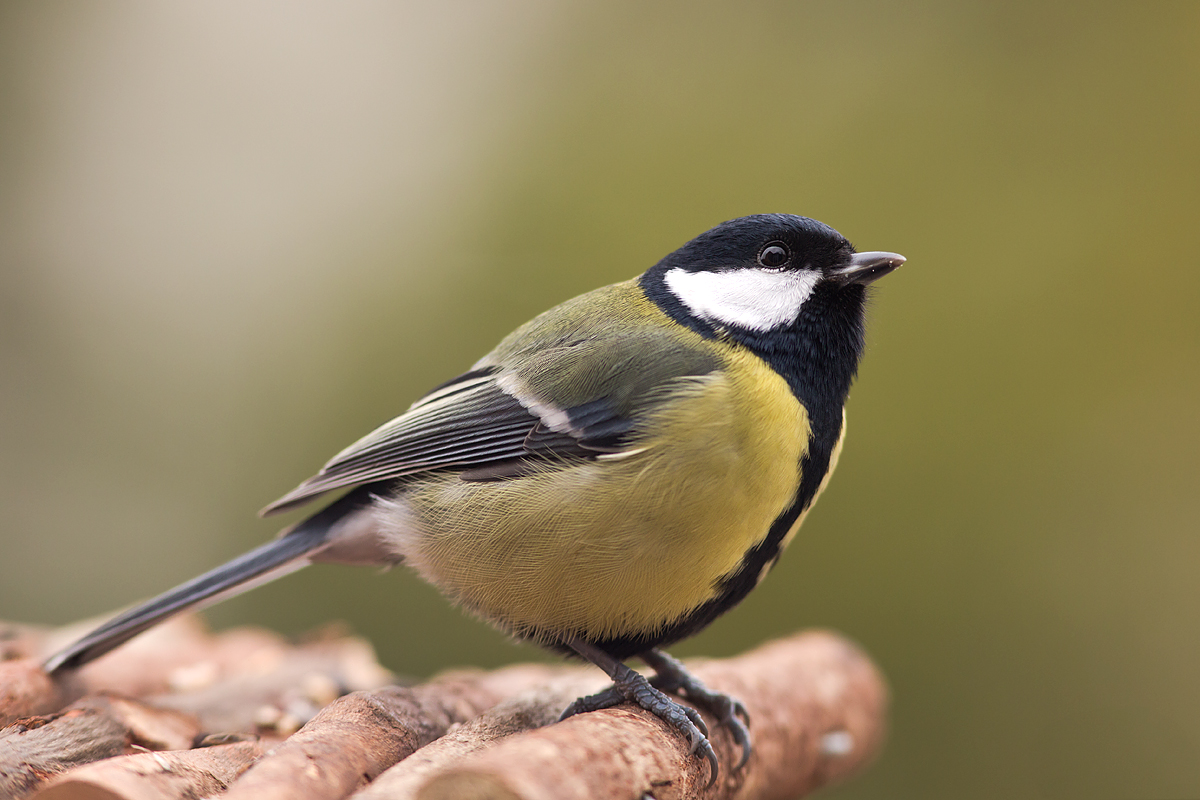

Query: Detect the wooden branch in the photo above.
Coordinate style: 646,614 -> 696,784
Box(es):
217,666 -> 569,800
145,627 -> 393,734
354,673 -> 608,799
1,617 -> 887,800
2,614 -> 394,734
69,616 -> 220,699
1,615 -> 222,724
0,659 -> 70,727
0,695 -> 200,799
412,631 -> 886,800
0,615 -> 209,727
32,740 -> 263,800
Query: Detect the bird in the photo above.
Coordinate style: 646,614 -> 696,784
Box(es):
44,213 -> 903,782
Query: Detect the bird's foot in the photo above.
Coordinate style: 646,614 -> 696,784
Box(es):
644,648 -> 752,770
559,650 -> 719,786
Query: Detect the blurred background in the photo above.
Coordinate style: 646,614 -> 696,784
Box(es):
2,2 -> 1197,797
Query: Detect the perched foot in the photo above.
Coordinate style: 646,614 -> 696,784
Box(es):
560,639 -> 720,786
643,648 -> 753,770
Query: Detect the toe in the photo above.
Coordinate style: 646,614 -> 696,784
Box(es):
700,740 -> 720,787
558,685 -> 625,721
681,704 -> 709,739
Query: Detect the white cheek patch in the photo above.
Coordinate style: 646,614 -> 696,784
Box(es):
664,267 -> 821,332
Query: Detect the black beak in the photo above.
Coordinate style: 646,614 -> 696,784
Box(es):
829,251 -> 906,286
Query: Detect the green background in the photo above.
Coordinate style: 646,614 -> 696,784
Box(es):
2,3 -> 1197,798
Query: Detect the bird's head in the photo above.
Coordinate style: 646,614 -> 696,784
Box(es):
642,213 -> 904,337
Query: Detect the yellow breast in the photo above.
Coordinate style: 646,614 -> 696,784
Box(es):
393,344 -> 809,644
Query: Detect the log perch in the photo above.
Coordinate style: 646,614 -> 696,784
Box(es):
354,673 -> 609,799
414,631 -> 886,800
0,659 -> 71,728
217,666 -> 573,800
33,740 -> 264,800
0,695 -> 199,799
0,617 -> 887,800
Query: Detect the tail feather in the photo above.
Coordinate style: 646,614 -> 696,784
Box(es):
44,487 -> 378,674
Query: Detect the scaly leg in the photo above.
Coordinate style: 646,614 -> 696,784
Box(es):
558,638 -> 719,785
642,648 -> 752,769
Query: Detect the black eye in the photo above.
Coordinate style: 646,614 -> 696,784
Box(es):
757,242 -> 790,269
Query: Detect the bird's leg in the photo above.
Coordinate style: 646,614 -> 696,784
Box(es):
558,638 -> 719,785
642,648 -> 752,770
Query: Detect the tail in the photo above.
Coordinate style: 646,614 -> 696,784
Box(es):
44,487 -> 378,674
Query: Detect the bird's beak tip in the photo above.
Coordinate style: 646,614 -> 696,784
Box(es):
832,251 -> 905,285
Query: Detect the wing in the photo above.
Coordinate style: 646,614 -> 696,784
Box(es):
262,329 -> 720,516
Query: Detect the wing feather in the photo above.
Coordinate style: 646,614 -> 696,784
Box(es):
262,327 -> 722,516
262,378 -> 539,514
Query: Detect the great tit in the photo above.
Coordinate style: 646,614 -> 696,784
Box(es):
45,214 -> 902,781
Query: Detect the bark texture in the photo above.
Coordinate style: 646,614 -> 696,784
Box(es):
0,615 -> 886,800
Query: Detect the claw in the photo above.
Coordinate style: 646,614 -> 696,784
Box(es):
560,662 -> 721,782
701,739 -> 719,788
681,704 -> 709,739
642,648 -> 754,773
731,722 -> 752,770
562,639 -> 736,786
